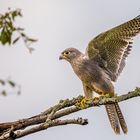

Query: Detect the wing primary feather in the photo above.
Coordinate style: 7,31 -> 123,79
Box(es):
86,16 -> 140,81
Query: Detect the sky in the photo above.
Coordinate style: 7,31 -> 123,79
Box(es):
0,0 -> 140,140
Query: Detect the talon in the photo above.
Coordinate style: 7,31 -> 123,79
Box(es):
100,93 -> 111,98
75,97 -> 93,109
93,97 -> 99,102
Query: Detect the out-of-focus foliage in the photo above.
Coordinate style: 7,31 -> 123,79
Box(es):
0,78 -> 21,96
0,8 -> 37,53
0,8 -> 37,96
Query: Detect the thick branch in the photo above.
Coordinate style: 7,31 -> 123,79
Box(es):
0,87 -> 140,140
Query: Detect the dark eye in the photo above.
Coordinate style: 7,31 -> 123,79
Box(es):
64,51 -> 70,55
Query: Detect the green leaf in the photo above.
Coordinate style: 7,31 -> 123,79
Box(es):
8,80 -> 16,87
6,29 -> 12,45
13,36 -> 20,44
7,20 -> 15,31
0,21 -> 2,28
0,79 -> 5,85
0,29 -> 7,45
11,9 -> 22,20
27,38 -> 38,42
1,90 -> 7,96
16,27 -> 24,31
11,11 -> 17,20
20,32 -> 26,37
0,27 -> 12,45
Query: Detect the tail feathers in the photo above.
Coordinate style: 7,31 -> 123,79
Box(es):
105,104 -> 120,134
114,103 -> 128,134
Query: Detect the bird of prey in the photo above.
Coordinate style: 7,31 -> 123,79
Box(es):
59,15 -> 140,134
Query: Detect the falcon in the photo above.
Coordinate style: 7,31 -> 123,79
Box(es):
59,15 -> 140,134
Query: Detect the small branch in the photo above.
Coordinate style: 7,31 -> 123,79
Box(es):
0,118 -> 88,140
0,87 -> 140,139
16,118 -> 87,139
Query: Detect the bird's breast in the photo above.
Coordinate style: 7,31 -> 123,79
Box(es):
71,59 -> 100,84
71,58 -> 114,95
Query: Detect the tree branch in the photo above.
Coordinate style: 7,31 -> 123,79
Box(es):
0,87 -> 140,140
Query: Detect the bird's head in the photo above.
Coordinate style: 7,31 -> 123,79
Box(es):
59,48 -> 82,63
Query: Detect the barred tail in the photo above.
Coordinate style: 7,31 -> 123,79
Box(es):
105,104 -> 120,134
114,103 -> 128,134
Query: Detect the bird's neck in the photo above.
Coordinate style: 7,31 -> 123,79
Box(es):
70,54 -> 86,68
70,54 -> 88,80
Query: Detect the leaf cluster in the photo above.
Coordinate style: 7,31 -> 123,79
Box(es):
0,8 -> 37,53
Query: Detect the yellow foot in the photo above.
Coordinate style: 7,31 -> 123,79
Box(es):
92,97 -> 100,103
100,93 -> 111,98
75,97 -> 93,109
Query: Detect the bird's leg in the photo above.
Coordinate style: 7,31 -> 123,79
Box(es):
102,90 -> 116,97
97,92 -> 114,102
75,84 -> 93,109
101,92 -> 110,97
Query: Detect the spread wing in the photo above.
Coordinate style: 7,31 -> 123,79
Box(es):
86,15 -> 140,81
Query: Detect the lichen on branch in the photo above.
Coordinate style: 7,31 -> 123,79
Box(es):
0,87 -> 140,140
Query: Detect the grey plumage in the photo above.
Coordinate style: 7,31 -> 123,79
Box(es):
59,15 -> 140,134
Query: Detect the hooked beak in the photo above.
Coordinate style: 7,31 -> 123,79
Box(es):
59,54 -> 65,60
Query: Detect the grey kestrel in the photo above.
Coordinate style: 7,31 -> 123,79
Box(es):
59,15 -> 140,134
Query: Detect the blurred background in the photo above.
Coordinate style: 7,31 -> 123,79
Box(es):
0,0 -> 140,140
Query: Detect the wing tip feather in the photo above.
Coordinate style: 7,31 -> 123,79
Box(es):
134,15 -> 140,19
